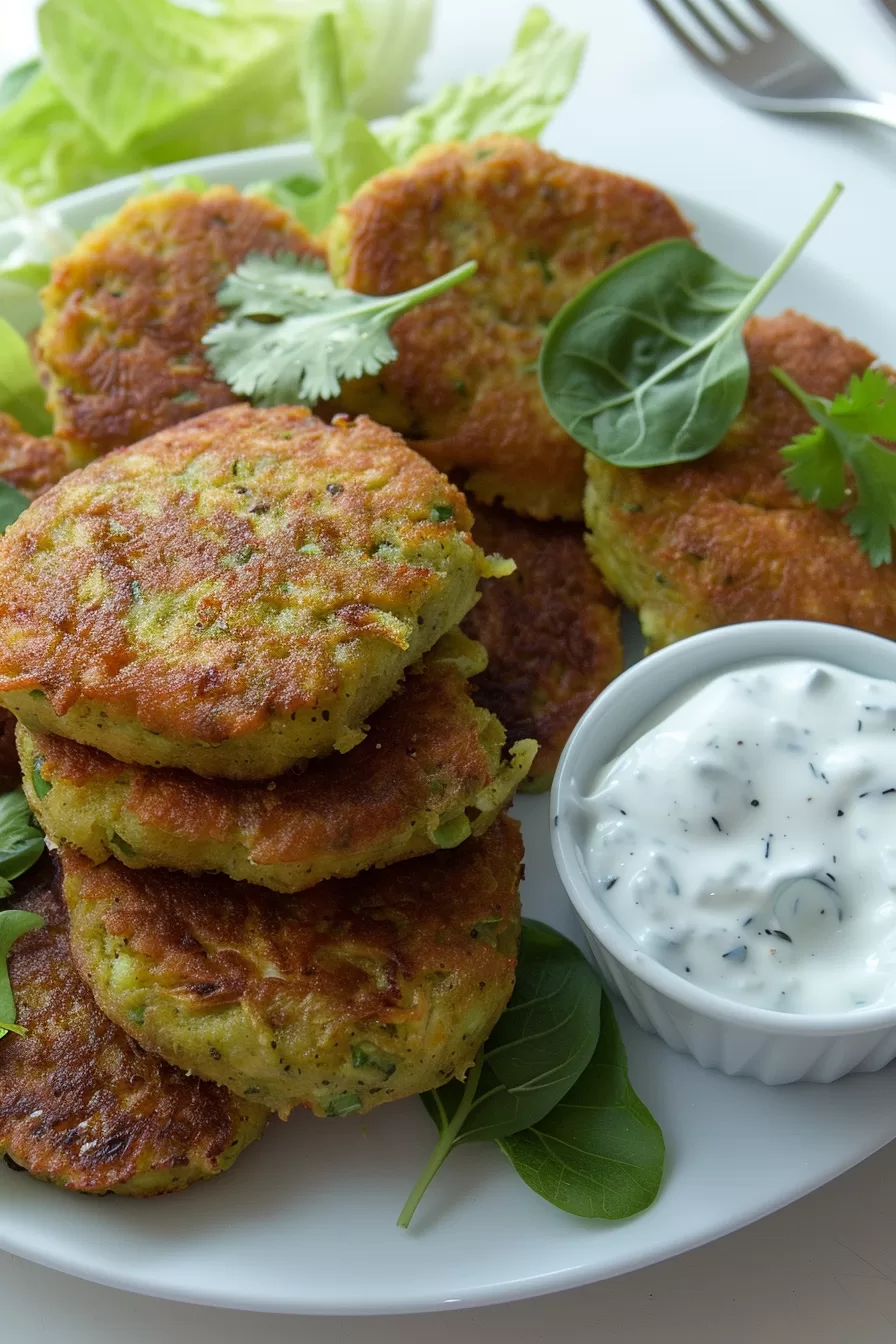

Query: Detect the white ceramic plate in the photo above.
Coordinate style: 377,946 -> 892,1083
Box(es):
1,146 -> 895,1316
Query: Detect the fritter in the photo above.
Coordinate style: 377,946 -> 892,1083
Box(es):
63,815 -> 523,1119
0,858 -> 267,1196
0,413 -> 82,497
584,312 -> 896,650
326,135 -> 692,521
37,186 -> 323,460
462,502 -> 622,791
0,405 -> 498,778
19,631 -> 536,891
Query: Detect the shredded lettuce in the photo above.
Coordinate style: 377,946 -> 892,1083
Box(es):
380,7 -> 586,162
275,5 -> 585,233
0,317 -> 52,436
288,13 -> 393,234
0,0 -> 434,205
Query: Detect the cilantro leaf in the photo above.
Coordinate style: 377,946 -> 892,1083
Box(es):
776,366 -> 896,566
830,368 -> 896,439
203,253 -> 476,406
780,427 -> 847,509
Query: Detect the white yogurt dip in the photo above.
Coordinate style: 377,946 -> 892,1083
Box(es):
583,659 -> 896,1014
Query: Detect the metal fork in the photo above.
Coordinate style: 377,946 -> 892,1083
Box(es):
644,0 -> 896,130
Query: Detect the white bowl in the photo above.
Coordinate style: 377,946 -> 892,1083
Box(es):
552,620 -> 896,1085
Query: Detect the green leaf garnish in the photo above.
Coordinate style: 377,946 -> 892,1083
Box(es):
289,13 -> 394,236
0,315 -> 52,436
498,992 -> 664,1218
0,59 -> 42,113
379,6 -> 586,163
398,919 -> 602,1228
203,254 -> 476,406
0,789 -> 46,900
776,366 -> 896,566
538,183 -> 843,468
0,908 -> 45,1043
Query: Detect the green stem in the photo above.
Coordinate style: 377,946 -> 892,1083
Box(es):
381,259 -> 477,321
397,1054 -> 484,1230
630,182 -> 844,400
724,181 -> 843,330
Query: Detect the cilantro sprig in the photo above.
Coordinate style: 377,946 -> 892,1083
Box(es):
203,253 -> 476,406
776,367 -> 896,567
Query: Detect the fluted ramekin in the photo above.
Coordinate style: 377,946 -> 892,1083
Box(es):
552,620 -> 896,1084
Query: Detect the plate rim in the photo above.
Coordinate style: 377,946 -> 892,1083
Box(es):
2,141 -> 894,1316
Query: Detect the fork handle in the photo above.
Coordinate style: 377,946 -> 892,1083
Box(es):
835,97 -> 896,131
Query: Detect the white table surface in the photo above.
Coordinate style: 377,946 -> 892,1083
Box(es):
4,0 -> 896,1338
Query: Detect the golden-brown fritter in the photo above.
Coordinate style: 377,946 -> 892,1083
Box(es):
20,632 -> 536,891
37,186 -> 323,460
63,815 -> 523,1118
0,405 -> 497,778
585,312 -> 896,650
463,502 -> 622,790
0,413 -> 80,498
0,858 -> 267,1196
327,135 -> 693,521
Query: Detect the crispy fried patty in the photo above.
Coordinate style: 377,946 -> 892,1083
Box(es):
0,413 -> 82,497
0,405 -> 495,778
327,135 -> 692,521
463,503 -> 622,790
63,815 -> 523,1118
0,858 -> 266,1196
37,186 -> 323,459
584,313 -> 896,650
20,632 -> 536,891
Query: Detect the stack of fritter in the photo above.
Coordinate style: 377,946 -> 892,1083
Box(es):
0,403 -> 534,1195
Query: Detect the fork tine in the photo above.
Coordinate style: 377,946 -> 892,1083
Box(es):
708,0 -> 763,43
679,0 -> 747,51
734,0 -> 788,35
642,0 -> 726,63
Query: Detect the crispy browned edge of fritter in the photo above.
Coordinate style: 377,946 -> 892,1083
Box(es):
464,500 -> 622,787
0,856 -> 264,1195
36,186 -> 324,458
62,813 -> 523,1037
24,646 -> 501,868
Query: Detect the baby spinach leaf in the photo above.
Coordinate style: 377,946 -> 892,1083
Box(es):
399,918 -> 602,1228
498,992 -> 664,1219
0,908 -> 44,1043
0,790 -> 46,900
538,183 -> 842,468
